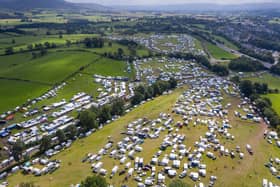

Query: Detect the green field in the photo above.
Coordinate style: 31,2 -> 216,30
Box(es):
245,73 -> 280,90
0,53 -> 33,70
6,87 -> 280,187
205,42 -> 237,60
0,19 -> 23,26
265,94 -> 280,115
31,73 -> 101,109
0,79 -> 49,113
0,34 -> 99,54
7,87 -> 184,187
269,18 -> 280,24
194,38 -> 204,50
0,33 -> 147,113
0,51 -> 99,84
83,58 -> 131,78
244,72 -> 280,119
212,35 -> 239,50
0,49 -> 135,113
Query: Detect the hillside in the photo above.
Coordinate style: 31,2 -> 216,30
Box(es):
0,0 -> 72,9
114,3 -> 280,12
0,0 -> 109,11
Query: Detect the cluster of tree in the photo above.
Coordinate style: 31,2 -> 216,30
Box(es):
239,47 -> 274,64
239,80 -> 270,97
131,78 -> 177,106
12,98 -> 125,160
169,53 -> 229,76
271,63 -> 280,76
255,97 -> 280,128
11,141 -> 25,162
116,39 -> 138,48
78,98 -> 125,133
168,53 -> 211,68
237,79 -> 280,129
80,175 -> 107,187
39,124 -> 78,153
15,22 -> 99,35
115,39 -> 140,57
211,64 -> 229,76
20,18 -> 32,22
83,38 -> 104,48
27,42 -> 57,51
4,41 -> 57,56
228,56 -> 265,72
4,47 -> 14,55
11,124 -> 78,161
28,42 -> 58,58
249,38 -> 280,51
103,48 -> 125,60
31,49 -> 47,59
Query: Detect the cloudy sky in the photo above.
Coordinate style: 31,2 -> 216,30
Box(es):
66,0 -> 279,6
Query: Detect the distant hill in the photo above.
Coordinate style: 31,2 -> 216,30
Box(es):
113,3 -> 280,12
0,0 -> 110,11
0,0 -> 72,9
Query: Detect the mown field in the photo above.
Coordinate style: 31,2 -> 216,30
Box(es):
6,87 -> 280,187
83,58 -> 130,77
0,51 -> 99,84
205,42 -> 237,60
7,86 -> 184,187
0,79 -> 49,113
0,45 -> 137,113
245,73 -> 280,90
0,34 -> 99,55
244,72 -> 280,115
265,94 -> 280,115
212,35 -> 239,50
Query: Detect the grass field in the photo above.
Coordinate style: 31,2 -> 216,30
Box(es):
31,73 -> 101,109
269,18 -> 280,24
7,87 -> 184,187
0,49 -> 136,113
244,73 -> 280,90
0,19 -> 23,26
265,94 -> 280,115
194,38 -> 204,50
0,34 -> 99,54
244,72 -> 280,115
83,58 -> 131,78
205,42 -> 237,60
6,87 -> 280,187
212,35 -> 239,50
0,79 -> 49,113
0,51 -> 99,84
0,53 -> 33,70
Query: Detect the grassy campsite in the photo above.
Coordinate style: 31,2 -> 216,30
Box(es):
6,86 -> 280,187
0,7 -> 279,187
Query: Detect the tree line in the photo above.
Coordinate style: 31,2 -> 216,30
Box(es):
233,77 -> 280,130
131,78 -> 177,105
271,63 -> 280,76
78,171 -> 189,187
83,38 -> 104,48
168,53 -> 229,76
4,41 -> 57,56
11,97 -> 126,162
239,47 -> 274,64
228,56 -> 266,72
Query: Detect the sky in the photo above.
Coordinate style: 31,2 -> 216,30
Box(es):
66,0 -> 279,6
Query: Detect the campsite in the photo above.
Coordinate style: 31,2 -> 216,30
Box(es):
0,3 -> 280,187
